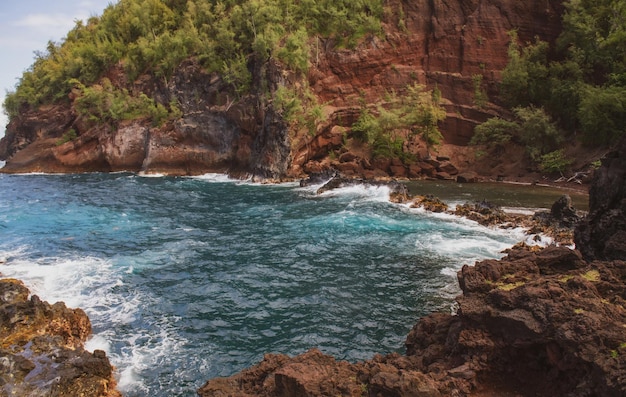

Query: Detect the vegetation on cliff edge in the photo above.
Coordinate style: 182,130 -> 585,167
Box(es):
3,0 -> 383,122
352,84 -> 446,161
476,0 -> 626,163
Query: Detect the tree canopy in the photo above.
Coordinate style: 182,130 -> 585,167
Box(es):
3,0 -> 384,119
497,0 -> 626,147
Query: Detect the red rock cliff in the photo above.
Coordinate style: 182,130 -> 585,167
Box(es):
0,0 -> 564,178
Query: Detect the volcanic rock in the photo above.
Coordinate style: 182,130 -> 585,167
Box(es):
456,172 -> 478,183
454,200 -> 508,226
411,195 -> 449,213
575,136 -> 626,261
0,278 -> 120,397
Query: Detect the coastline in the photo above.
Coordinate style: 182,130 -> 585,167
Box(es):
196,139 -> 626,396
0,171 -> 595,396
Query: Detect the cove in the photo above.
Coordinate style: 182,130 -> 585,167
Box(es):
0,173 -> 537,396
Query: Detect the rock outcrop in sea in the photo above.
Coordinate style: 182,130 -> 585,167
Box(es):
0,278 -> 120,396
197,141 -> 626,396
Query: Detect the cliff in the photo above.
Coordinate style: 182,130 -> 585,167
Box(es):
196,142 -> 626,396
0,278 -> 121,396
0,0 -> 565,179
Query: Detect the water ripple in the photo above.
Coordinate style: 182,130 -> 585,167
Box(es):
0,173 -> 524,397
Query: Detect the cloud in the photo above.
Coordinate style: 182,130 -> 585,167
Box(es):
13,13 -> 83,36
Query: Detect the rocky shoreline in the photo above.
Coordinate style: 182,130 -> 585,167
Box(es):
0,278 -> 120,396
198,245 -> 625,397
196,139 -> 626,396
2,143 -> 623,396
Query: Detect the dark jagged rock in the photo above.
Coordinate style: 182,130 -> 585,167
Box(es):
0,278 -> 121,397
550,195 -> 579,225
575,136 -> 626,261
456,172 -> 478,183
534,194 -> 580,228
529,195 -> 581,245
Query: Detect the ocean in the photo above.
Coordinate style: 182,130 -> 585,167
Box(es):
0,173 -> 549,396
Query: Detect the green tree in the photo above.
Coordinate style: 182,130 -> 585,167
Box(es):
578,84 -> 626,145
470,117 -> 519,151
3,0 -> 387,128
514,106 -> 562,161
351,84 -> 445,160
400,83 -> 446,157
539,149 -> 572,174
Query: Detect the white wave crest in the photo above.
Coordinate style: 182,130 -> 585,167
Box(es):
317,184 -> 392,202
0,248 -> 175,394
189,173 -> 237,183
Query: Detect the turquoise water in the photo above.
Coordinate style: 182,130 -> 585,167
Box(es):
0,173 -> 527,396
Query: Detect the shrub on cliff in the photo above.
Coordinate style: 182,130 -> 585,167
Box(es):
470,117 -> 519,152
498,0 -> 626,147
351,84 -> 445,161
472,106 -> 562,168
515,106 -> 562,162
2,0 -> 384,122
71,78 -> 174,127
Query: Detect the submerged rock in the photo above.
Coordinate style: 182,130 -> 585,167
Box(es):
0,278 -> 121,397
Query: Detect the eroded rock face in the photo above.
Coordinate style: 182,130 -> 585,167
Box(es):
307,0 -> 564,143
0,59 -> 292,179
0,278 -> 121,397
575,136 -> 626,261
1,0 -> 564,179
452,246 -> 626,396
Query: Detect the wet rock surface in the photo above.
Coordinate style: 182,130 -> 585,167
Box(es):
0,278 -> 121,397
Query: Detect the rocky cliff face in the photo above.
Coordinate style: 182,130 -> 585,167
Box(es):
0,58 -> 293,178
0,0 -> 564,178
0,278 -> 120,396
575,136 -> 626,261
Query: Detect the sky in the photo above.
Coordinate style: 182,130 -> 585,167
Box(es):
0,0 -> 116,138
